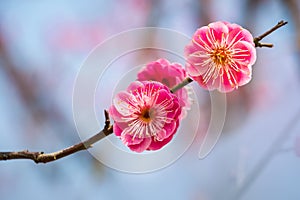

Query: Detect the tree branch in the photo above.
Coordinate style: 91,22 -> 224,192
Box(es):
0,110 -> 113,163
254,20 -> 288,48
170,77 -> 193,93
229,108 -> 300,200
0,20 -> 288,164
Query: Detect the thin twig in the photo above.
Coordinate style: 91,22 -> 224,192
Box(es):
170,77 -> 193,93
255,43 -> 274,48
0,20 -> 289,165
0,110 -> 113,163
254,20 -> 288,48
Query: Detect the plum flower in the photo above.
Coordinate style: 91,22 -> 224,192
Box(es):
185,21 -> 257,93
137,58 -> 191,120
109,81 -> 181,153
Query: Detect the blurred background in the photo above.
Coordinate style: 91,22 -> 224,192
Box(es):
0,0 -> 300,200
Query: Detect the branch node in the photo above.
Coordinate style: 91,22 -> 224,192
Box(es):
255,42 -> 274,48
104,110 -> 110,130
104,109 -> 113,136
0,111 -> 114,163
254,20 -> 288,48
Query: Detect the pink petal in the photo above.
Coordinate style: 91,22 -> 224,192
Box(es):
191,75 -> 209,90
147,134 -> 174,151
227,23 -> 254,45
109,105 -> 125,122
175,86 -> 190,120
146,62 -> 165,80
137,68 -> 151,81
127,81 -> 144,92
156,58 -> 170,66
232,41 -> 256,66
128,137 -> 152,153
167,99 -> 181,119
156,129 -> 167,141
113,123 -> 123,136
228,62 -> 252,86
184,41 -> 200,56
155,90 -> 174,110
121,130 -> 144,145
172,63 -> 186,76
207,21 -> 229,44
219,70 -> 239,93
192,26 -> 214,50
235,69 -> 252,86
186,60 -> 209,77
160,122 -> 176,140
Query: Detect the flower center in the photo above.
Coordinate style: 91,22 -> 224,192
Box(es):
211,48 -> 230,66
139,109 -> 152,123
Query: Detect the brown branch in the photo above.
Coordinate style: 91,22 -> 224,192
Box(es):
0,110 -> 113,163
254,20 -> 288,48
170,77 -> 193,93
0,20 -> 289,164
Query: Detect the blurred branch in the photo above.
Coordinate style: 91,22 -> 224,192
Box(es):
282,0 -> 300,49
0,110 -> 113,163
0,26 -> 79,149
254,20 -> 288,48
0,33 -> 38,109
229,108 -> 300,200
198,0 -> 213,26
0,29 -> 69,127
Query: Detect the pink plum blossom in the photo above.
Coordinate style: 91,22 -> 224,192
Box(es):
109,81 -> 181,153
185,21 -> 257,93
137,58 -> 191,120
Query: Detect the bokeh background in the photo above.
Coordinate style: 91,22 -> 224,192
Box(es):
1,0 -> 300,200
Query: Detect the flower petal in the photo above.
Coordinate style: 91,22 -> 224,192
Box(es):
160,122 -> 176,140
121,129 -> 144,145
113,91 -> 136,116
127,81 -> 144,92
113,123 -> 123,136
227,23 -> 254,45
232,41 -> 256,66
155,89 -> 174,110
128,137 -> 152,153
208,21 -> 229,44
109,105 -> 125,122
147,134 -> 174,151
